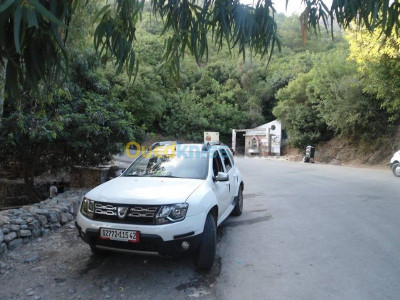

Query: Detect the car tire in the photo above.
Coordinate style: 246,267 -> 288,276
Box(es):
392,163 -> 400,177
193,213 -> 216,270
231,187 -> 243,216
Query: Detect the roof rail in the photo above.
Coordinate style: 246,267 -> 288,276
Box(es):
151,141 -> 180,149
208,141 -> 224,146
202,141 -> 225,151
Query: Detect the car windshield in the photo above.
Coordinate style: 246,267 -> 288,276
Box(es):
123,152 -> 209,179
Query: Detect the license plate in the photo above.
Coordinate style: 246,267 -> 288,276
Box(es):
100,228 -> 140,243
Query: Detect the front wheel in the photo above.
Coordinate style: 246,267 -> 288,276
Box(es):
392,163 -> 400,177
231,187 -> 243,216
193,213 -> 216,270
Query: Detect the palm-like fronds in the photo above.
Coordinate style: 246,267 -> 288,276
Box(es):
0,0 -> 399,101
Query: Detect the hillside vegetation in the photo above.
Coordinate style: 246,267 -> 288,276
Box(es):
1,3 -> 399,198
136,10 -> 400,157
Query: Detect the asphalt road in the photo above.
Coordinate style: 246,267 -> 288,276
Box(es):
1,158 -> 399,299
220,158 -> 400,300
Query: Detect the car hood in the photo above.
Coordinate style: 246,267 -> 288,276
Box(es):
85,176 -> 204,205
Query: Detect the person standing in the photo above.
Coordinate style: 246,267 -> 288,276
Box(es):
49,181 -> 58,199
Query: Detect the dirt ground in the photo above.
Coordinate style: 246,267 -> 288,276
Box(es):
282,135 -> 398,170
0,221 -> 222,300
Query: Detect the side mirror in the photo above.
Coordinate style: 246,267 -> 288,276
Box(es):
213,172 -> 229,182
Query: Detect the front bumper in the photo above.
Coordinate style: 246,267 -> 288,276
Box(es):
75,211 -> 206,256
75,222 -> 202,256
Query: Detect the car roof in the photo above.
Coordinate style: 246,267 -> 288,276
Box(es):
152,142 -> 229,153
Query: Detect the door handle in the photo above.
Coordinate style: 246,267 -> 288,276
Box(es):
226,183 -> 230,192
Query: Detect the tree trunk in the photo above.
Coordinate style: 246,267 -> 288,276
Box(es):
23,161 -> 40,203
299,8 -> 309,47
0,59 -> 6,124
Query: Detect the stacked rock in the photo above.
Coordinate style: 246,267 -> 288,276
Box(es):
0,189 -> 88,257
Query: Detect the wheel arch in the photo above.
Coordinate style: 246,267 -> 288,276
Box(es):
233,180 -> 244,196
209,205 -> 218,224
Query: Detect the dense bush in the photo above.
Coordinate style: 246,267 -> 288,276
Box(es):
273,73 -> 331,149
0,50 -> 142,199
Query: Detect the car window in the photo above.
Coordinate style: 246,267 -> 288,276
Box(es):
213,151 -> 225,176
227,149 -> 234,164
123,152 -> 208,179
219,149 -> 233,172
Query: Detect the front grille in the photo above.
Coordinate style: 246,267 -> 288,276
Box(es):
95,203 -> 117,216
93,202 -> 160,225
128,206 -> 158,218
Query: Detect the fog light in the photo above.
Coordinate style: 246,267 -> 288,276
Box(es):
181,241 -> 190,250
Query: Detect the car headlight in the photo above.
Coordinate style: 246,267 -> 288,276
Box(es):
156,203 -> 188,225
80,197 -> 95,219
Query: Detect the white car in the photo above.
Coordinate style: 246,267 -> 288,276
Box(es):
76,142 -> 244,269
390,150 -> 400,177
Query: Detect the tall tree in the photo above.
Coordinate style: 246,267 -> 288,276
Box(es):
0,49 -> 141,200
1,0 -> 399,103
346,30 -> 400,120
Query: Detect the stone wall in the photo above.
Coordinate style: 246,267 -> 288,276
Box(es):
0,189 -> 88,257
0,181 -> 25,206
0,181 -> 24,197
0,181 -> 52,208
70,166 -> 110,188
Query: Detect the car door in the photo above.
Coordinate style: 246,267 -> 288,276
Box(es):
225,148 -> 240,189
211,150 -> 231,219
219,148 -> 236,209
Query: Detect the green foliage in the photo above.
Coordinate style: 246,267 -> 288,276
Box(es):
115,10 -> 351,145
0,0 -> 74,98
94,0 -> 144,79
110,66 -> 167,131
346,30 -> 400,120
160,86 -> 247,143
1,0 -> 399,100
276,13 -> 344,53
1,1 -> 399,180
304,0 -> 400,38
151,0 -> 280,75
273,72 -> 331,148
307,50 -> 391,138
0,49 -> 142,190
273,47 -> 394,150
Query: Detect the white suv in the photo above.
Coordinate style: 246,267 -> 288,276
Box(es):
76,142 -> 244,269
390,150 -> 400,177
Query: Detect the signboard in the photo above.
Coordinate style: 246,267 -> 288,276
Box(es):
204,132 -> 219,143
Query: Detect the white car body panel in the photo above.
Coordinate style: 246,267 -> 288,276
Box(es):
77,210 -> 207,241
76,143 -> 243,249
390,151 -> 400,164
85,177 -> 204,205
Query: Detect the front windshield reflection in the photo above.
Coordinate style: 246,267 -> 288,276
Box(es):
123,153 -> 208,179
